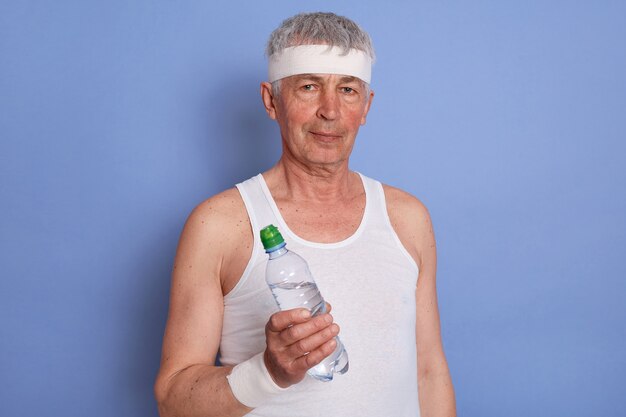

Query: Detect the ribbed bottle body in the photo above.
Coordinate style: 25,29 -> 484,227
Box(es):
265,248 -> 349,381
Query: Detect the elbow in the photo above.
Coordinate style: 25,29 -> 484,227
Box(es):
154,364 -> 198,416
417,349 -> 450,382
154,375 -> 173,417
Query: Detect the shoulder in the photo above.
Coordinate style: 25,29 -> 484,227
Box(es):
381,183 -> 435,268
382,184 -> 430,220
187,187 -> 247,227
182,187 -> 248,240
177,187 -> 250,273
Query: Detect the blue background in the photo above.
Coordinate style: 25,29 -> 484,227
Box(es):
1,1 -> 625,416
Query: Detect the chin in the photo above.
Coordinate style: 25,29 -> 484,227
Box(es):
304,153 -> 346,166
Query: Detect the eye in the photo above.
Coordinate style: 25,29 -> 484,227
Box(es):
303,84 -> 314,91
342,87 -> 355,94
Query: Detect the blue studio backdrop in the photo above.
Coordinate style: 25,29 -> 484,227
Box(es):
1,1 -> 625,416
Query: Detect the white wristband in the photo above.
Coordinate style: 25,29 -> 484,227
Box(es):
226,352 -> 289,408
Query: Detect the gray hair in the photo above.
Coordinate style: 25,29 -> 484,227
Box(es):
267,12 -> 375,96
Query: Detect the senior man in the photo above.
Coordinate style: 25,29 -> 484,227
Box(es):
155,12 -> 456,417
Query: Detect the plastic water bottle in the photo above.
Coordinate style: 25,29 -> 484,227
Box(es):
260,224 -> 349,382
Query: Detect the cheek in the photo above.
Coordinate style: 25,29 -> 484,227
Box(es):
341,99 -> 369,121
345,108 -> 367,128
285,107 -> 314,130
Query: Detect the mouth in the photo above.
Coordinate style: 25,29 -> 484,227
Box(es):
309,131 -> 342,142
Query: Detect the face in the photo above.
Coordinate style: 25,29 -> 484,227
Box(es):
261,73 -> 374,168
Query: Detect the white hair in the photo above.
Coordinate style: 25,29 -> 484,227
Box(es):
266,12 -> 375,97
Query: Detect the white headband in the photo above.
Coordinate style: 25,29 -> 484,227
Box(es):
268,45 -> 372,84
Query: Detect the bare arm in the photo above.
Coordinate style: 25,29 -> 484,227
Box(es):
154,190 -> 339,417
385,185 -> 457,417
154,192 -> 252,417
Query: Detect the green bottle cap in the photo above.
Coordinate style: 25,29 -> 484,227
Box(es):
260,224 -> 286,251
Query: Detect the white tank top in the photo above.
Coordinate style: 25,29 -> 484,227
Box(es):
220,173 -> 420,417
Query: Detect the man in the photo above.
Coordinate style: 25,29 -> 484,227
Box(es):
155,12 -> 456,417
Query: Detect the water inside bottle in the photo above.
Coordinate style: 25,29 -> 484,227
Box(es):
268,280 -> 349,381
268,281 -> 325,315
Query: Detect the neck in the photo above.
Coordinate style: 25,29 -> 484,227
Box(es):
268,246 -> 288,259
265,156 -> 354,203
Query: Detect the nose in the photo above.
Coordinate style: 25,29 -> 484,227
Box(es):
316,89 -> 339,121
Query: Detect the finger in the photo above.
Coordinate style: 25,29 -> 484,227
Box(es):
266,308 -> 311,333
279,313 -> 334,345
287,323 -> 339,357
325,302 -> 332,313
292,338 -> 338,371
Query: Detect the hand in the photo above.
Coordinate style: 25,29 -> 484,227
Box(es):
264,303 -> 340,388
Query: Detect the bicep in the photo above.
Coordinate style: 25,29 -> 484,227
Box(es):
158,207 -> 225,380
382,185 -> 447,373
414,211 -> 446,375
415,258 -> 445,369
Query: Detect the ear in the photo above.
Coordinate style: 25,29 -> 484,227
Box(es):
260,81 -> 278,120
360,89 -> 375,126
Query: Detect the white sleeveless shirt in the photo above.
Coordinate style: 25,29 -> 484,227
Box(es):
220,173 -> 421,417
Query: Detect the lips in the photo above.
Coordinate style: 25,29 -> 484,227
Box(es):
309,131 -> 342,141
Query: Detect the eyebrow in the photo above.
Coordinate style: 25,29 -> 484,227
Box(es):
338,76 -> 359,83
292,74 -> 361,84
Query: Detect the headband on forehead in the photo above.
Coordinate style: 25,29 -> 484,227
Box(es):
268,45 -> 372,84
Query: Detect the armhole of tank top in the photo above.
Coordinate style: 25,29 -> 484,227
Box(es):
377,182 -> 420,276
225,182 -> 261,300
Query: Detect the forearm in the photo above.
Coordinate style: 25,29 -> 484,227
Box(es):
417,364 -> 456,417
156,364 -> 252,417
